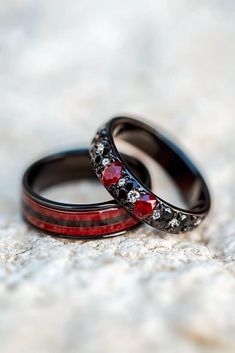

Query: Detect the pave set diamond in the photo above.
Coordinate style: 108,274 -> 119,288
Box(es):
127,190 -> 140,203
90,130 -> 203,234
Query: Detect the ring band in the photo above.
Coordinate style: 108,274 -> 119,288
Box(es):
90,116 -> 211,234
22,148 -> 151,238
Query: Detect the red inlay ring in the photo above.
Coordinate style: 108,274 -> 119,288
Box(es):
22,149 -> 151,239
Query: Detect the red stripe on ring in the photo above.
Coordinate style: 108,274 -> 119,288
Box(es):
23,211 -> 139,236
23,193 -> 129,222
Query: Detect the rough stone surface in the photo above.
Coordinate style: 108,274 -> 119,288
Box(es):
0,1 -> 235,353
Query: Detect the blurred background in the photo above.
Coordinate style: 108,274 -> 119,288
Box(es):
0,1 -> 235,353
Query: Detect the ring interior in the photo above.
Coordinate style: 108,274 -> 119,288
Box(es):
24,150 -> 151,201
111,118 -> 210,213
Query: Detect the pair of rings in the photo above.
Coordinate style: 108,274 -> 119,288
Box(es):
22,116 -> 211,239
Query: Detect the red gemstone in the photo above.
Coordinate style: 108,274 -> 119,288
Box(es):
133,193 -> 157,218
102,161 -> 123,187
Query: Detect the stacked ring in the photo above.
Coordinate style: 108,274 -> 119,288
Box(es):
22,149 -> 151,238
90,116 -> 211,234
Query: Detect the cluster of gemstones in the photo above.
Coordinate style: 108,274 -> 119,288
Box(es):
90,128 -> 203,234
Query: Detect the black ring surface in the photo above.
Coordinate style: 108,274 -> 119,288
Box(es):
90,116 -> 211,233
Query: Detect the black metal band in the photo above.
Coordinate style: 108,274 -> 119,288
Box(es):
90,116 -> 211,233
22,148 -> 151,238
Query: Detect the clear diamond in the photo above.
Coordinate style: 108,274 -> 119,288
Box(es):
118,178 -> 127,187
96,142 -> 104,154
152,209 -> 161,220
180,214 -> 187,221
127,190 -> 140,203
194,217 -> 201,226
102,158 -> 110,166
169,218 -> 180,228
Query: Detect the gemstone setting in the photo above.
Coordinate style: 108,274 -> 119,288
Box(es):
102,158 -> 110,167
152,208 -> 161,220
90,128 -> 206,234
118,177 -> 128,187
133,193 -> 157,219
193,217 -> 202,226
102,161 -> 123,187
162,207 -> 174,221
127,190 -> 141,203
169,218 -> 180,228
96,142 -> 104,154
117,188 -> 127,200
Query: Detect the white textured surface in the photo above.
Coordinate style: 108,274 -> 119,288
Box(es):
0,1 -> 235,352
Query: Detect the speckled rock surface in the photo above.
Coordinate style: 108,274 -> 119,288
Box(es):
0,1 -> 235,352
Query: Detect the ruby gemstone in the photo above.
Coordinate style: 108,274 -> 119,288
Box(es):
133,193 -> 157,218
102,161 -> 124,187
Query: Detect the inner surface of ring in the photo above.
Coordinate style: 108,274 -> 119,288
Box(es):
111,120 -> 209,212
27,151 -> 151,201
